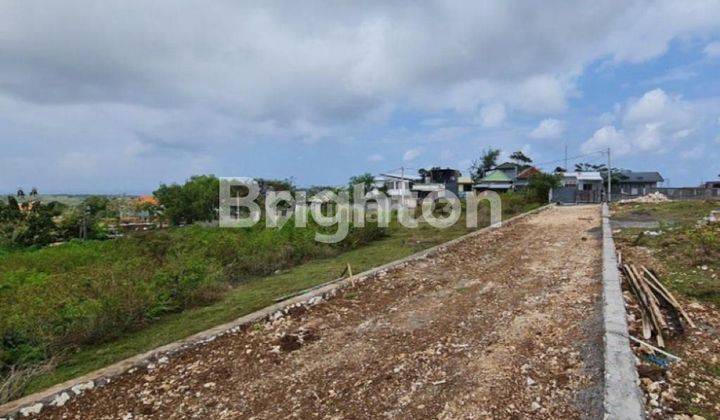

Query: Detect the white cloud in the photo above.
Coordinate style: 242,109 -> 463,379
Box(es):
681,144 -> 704,159
3,2 -> 717,123
3,1 -> 720,190
673,128 -> 693,139
598,112 -> 616,125
511,75 -> 568,114
581,88 -> 717,157
581,125 -> 631,155
367,153 -> 384,162
624,88 -> 690,126
529,118 -> 564,139
403,148 -> 422,162
703,41 -> 720,58
625,89 -> 670,122
632,123 -> 662,150
477,103 -> 506,127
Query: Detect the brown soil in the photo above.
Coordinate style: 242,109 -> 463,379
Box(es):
35,205 -> 605,419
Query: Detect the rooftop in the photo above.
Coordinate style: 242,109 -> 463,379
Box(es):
561,171 -> 603,181
478,170 -> 513,183
616,171 -> 664,183
457,176 -> 473,184
494,162 -> 531,171
377,173 -> 421,181
517,167 -> 540,180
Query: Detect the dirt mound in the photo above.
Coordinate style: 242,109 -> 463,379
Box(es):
619,192 -> 670,204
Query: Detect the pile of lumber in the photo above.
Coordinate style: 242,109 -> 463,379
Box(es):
617,256 -> 694,348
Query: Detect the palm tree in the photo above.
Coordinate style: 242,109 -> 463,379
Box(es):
509,150 -> 532,164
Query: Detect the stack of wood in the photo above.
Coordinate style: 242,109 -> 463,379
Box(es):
618,256 -> 694,348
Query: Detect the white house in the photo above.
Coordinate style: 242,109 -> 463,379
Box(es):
372,173 -> 419,208
559,171 -> 604,203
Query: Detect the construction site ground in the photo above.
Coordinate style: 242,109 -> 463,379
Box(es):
34,205 -> 605,419
612,201 -> 720,418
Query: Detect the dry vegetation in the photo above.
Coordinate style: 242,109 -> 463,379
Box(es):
612,200 -> 720,418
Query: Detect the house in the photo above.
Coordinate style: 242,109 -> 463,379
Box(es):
493,162 -> 531,182
457,176 -> 474,198
513,166 -> 541,190
704,180 -> 720,189
136,195 -> 159,207
474,170 -> 513,192
413,167 -> 461,198
612,171 -> 664,196
552,171 -> 604,204
372,173 -> 419,208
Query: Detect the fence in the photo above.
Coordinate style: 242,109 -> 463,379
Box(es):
550,187 -> 603,204
648,187 -> 720,200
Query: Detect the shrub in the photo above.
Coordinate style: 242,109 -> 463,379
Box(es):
527,173 -> 561,203
0,215 -> 388,380
685,224 -> 720,265
154,175 -> 220,225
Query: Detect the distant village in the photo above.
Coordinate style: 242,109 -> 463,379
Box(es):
371,162 -> 672,206
4,156 -> 719,244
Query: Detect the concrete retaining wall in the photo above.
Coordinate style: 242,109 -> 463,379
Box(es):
0,204 -> 553,418
601,203 -> 645,419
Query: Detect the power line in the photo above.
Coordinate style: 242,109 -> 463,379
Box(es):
529,149 -> 607,169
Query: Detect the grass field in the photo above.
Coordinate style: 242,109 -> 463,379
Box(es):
0,219 -> 384,401
1,195 -> 540,400
612,199 -> 720,417
611,200 -> 720,305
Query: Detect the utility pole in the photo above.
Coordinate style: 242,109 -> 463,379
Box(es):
607,148 -> 612,203
400,166 -> 405,209
81,204 -> 90,240
564,144 -> 568,171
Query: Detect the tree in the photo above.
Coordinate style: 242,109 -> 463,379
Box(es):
83,196 -> 111,217
469,148 -> 501,182
154,175 -> 220,225
107,197 -> 134,221
575,163 -> 628,183
418,168 -> 429,181
57,207 -> 106,241
12,206 -> 57,246
258,178 -> 295,195
509,150 -> 532,164
528,172 -> 561,202
1,196 -> 22,222
574,162 -> 604,172
554,166 -> 566,173
348,173 -> 376,194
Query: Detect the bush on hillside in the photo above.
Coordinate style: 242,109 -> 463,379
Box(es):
0,218 -> 386,377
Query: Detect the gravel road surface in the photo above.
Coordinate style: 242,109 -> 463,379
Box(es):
36,205 -> 605,419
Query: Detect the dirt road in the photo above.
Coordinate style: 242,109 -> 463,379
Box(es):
36,205 -> 605,419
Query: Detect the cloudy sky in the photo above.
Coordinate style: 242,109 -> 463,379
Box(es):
1,1 -> 720,193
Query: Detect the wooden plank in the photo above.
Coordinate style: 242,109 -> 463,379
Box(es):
641,311 -> 652,340
641,266 -> 695,329
632,265 -> 668,336
628,335 -> 681,362
625,264 -> 665,347
622,264 -> 644,304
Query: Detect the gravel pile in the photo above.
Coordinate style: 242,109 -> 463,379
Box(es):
620,192 -> 670,204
